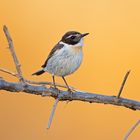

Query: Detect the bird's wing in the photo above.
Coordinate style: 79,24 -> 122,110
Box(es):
41,43 -> 64,68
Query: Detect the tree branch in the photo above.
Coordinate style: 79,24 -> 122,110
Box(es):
123,119 -> 140,140
0,68 -> 18,78
3,25 -> 25,83
0,78 -> 140,111
47,98 -> 59,129
0,68 -> 78,91
117,70 -> 131,98
25,79 -> 78,92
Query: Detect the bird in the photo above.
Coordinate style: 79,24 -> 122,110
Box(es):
32,31 -> 89,92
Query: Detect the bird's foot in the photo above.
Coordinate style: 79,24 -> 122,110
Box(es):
50,85 -> 60,92
67,88 -> 74,94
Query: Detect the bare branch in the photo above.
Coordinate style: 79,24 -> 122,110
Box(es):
0,68 -> 18,78
123,119 -> 140,140
117,70 -> 131,98
0,68 -> 78,91
0,78 -> 140,111
25,79 -> 78,92
3,25 -> 25,83
47,98 -> 59,129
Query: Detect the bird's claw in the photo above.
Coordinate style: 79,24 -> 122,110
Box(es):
67,88 -> 74,94
51,86 -> 60,91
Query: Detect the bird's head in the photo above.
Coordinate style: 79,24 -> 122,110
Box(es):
61,31 -> 89,46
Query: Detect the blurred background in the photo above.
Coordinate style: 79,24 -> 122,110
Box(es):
0,0 -> 140,139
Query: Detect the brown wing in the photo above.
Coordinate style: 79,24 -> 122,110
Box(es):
41,43 -> 64,68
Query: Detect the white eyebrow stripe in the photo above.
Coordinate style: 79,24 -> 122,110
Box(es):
66,34 -> 79,39
66,34 -> 73,39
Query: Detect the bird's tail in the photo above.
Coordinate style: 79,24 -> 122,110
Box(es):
32,69 -> 45,76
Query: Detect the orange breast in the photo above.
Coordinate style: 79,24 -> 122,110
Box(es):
71,46 -> 82,53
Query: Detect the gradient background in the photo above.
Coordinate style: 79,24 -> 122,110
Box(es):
0,0 -> 140,140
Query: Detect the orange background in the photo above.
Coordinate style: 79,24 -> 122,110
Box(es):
0,0 -> 140,140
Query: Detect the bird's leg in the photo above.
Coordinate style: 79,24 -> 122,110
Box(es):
52,75 -> 57,89
52,75 -> 60,94
62,76 -> 73,93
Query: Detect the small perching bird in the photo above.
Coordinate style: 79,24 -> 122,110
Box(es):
32,31 -> 89,92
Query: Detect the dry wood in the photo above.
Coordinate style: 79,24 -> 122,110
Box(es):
117,70 -> 131,98
47,98 -> 59,129
123,119 -> 140,140
0,68 -> 18,77
3,25 -> 25,83
0,78 -> 140,111
0,68 -> 77,91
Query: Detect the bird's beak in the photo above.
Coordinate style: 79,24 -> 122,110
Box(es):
81,33 -> 89,37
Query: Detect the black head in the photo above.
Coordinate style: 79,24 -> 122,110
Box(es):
61,31 -> 89,45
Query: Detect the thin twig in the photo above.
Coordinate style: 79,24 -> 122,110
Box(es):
3,25 -> 25,83
123,119 -> 140,140
0,67 -> 80,92
47,98 -> 59,129
0,67 -> 78,91
25,79 -> 79,92
0,68 -> 18,78
117,70 -> 131,98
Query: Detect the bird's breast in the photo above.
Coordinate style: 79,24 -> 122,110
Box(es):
45,46 -> 83,76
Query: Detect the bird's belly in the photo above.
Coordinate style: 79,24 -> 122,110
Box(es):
45,50 -> 83,76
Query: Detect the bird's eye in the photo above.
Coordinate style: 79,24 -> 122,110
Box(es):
71,36 -> 76,39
